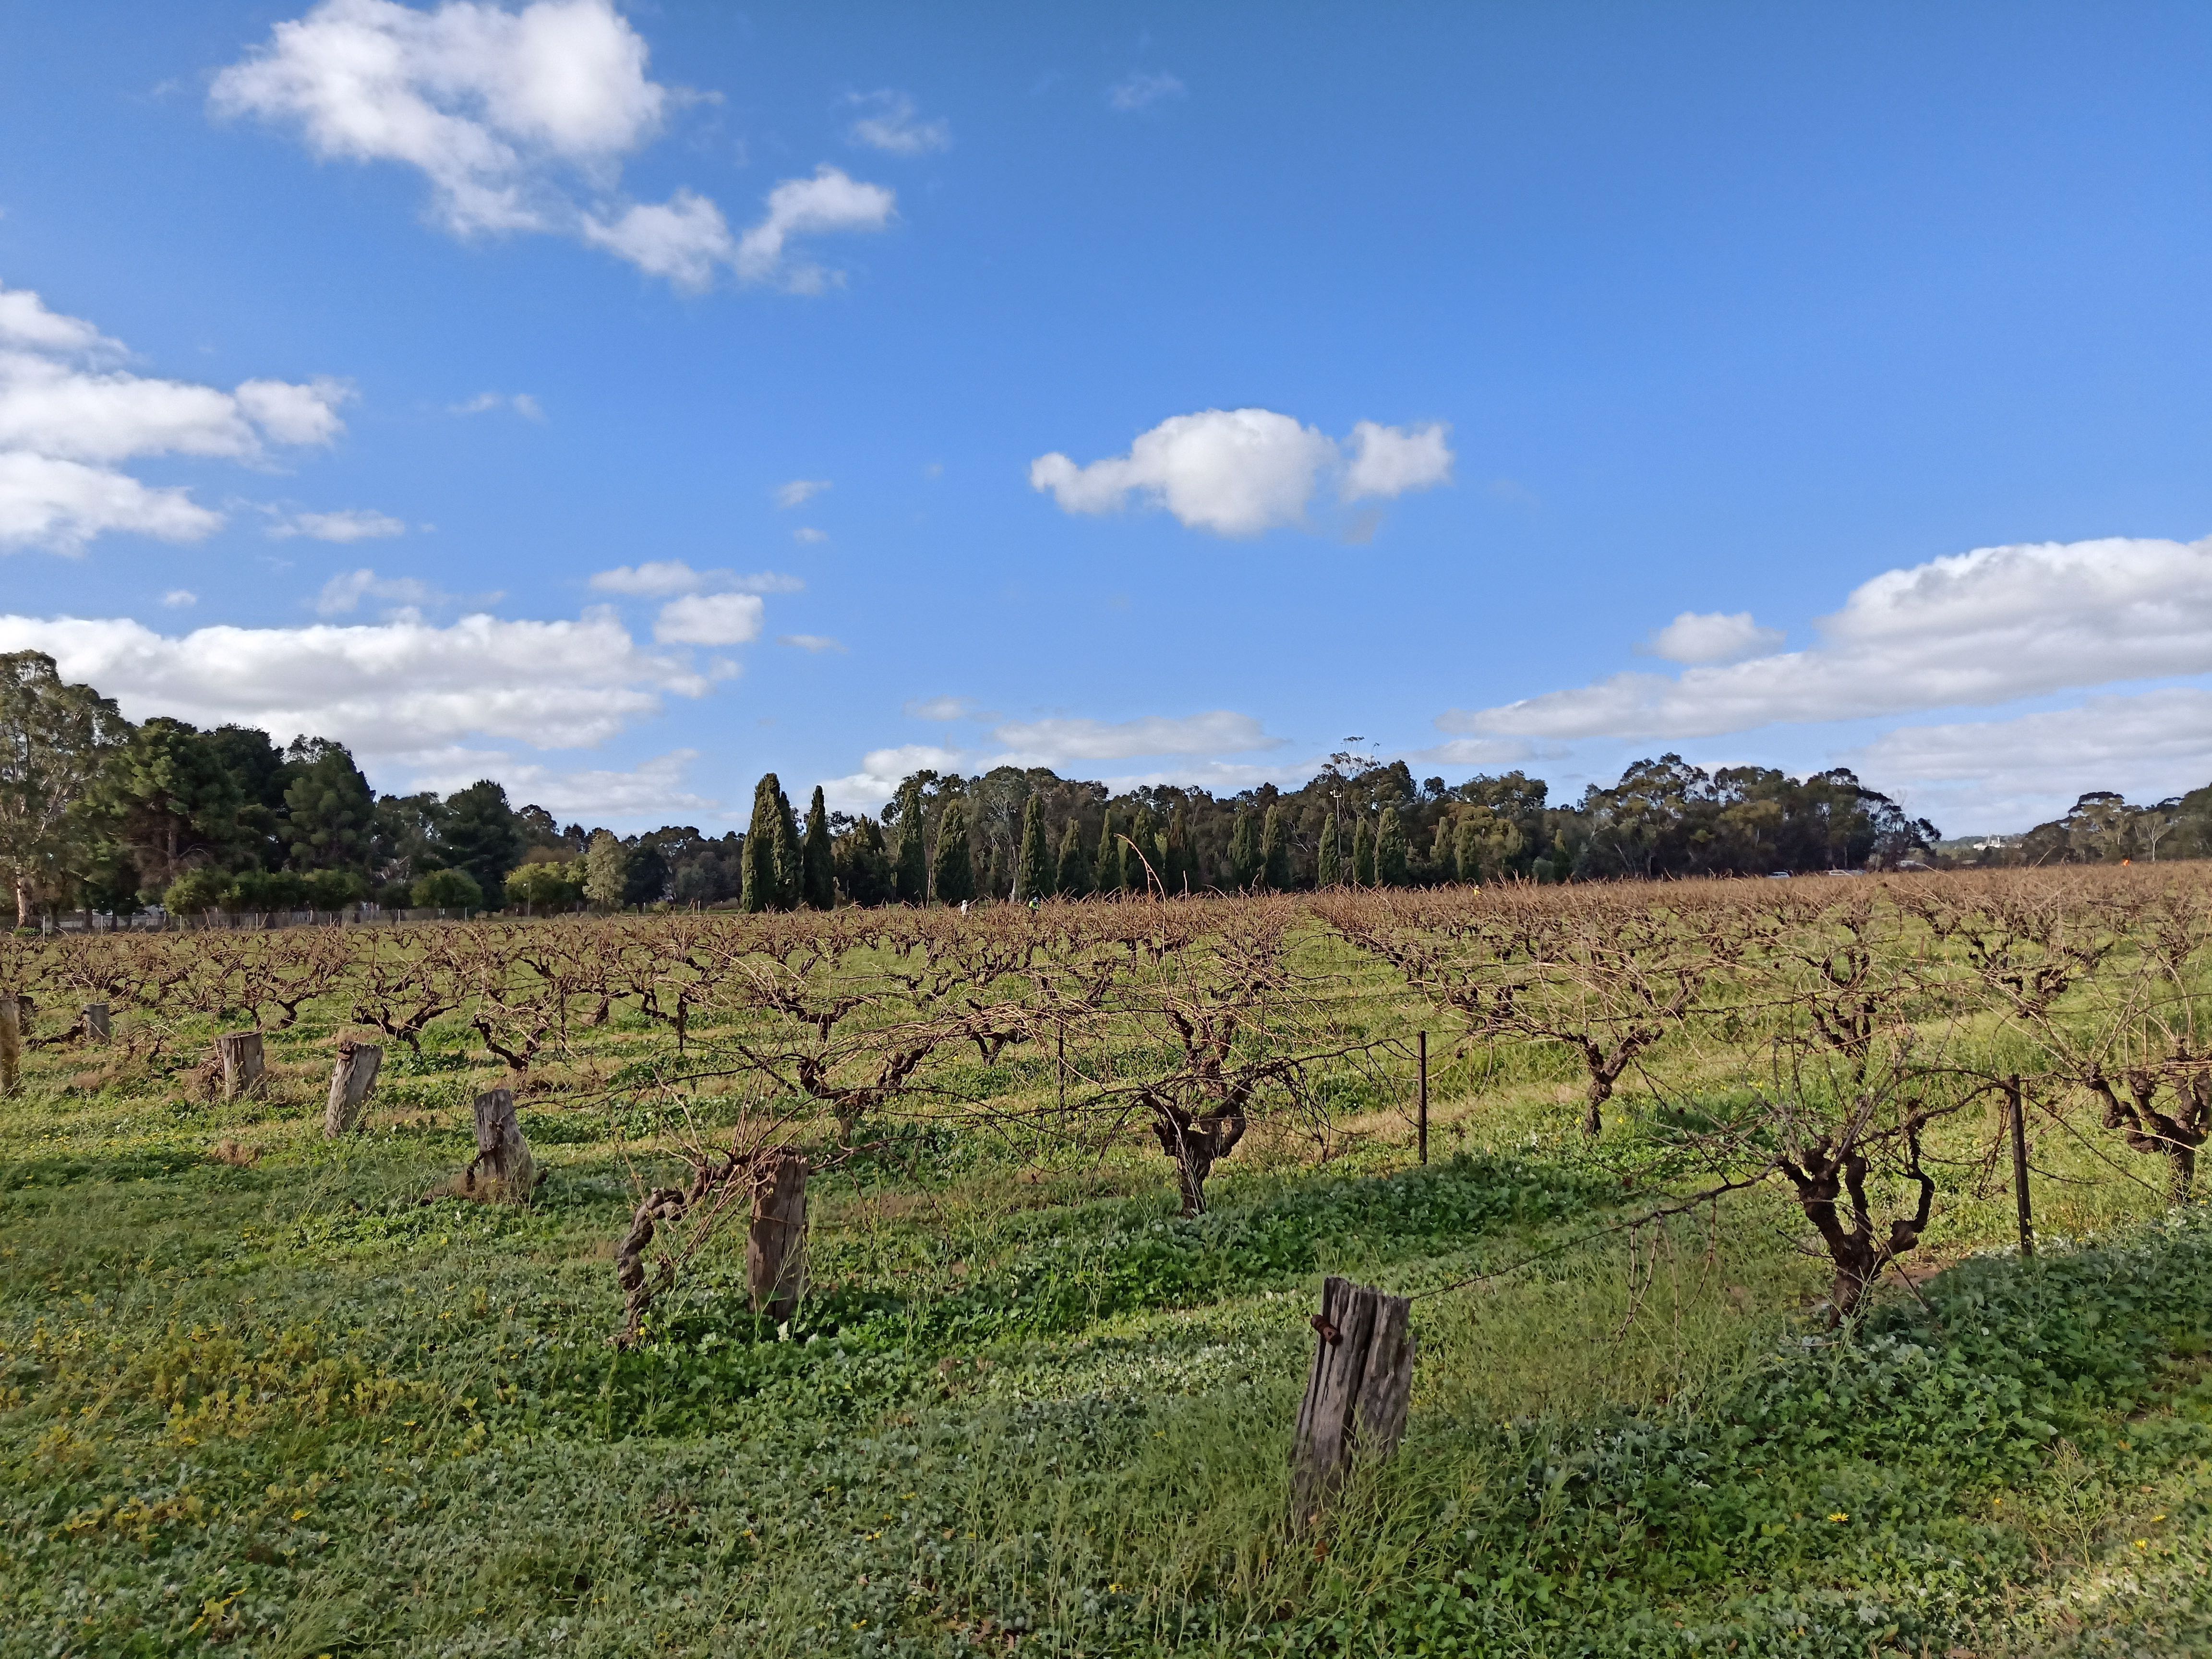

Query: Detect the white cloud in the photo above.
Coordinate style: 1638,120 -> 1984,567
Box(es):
0,282 -> 348,552
1109,72 -> 1186,112
1030,409 -> 1454,537
988,710 -> 1281,765
451,390 -> 544,420
161,589 -> 197,609
589,561 -> 802,597
775,477 -> 830,509
406,745 -> 716,817
844,90 -> 949,155
1644,611 -> 1784,666
733,166 -> 896,292
270,506 -> 407,542
793,526 -> 827,544
779,633 -> 844,653
819,742 -> 968,814
904,694 -> 981,721
315,567 -> 455,615
1445,534 -> 2212,742
578,188 -> 732,290
1342,420 -> 1453,500
0,607 -> 708,759
654,591 -> 763,645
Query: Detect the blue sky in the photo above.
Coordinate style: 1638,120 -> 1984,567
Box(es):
4,2 -> 2212,834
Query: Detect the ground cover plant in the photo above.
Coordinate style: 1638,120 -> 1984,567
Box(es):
3,868 -> 2212,1656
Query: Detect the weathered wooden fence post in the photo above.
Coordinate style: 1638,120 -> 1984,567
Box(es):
2008,1073 -> 2035,1260
464,1087 -> 536,1201
1290,1276 -> 1415,1528
216,1031 -> 265,1100
1417,1030 -> 1429,1165
0,994 -> 19,1093
747,1151 -> 809,1321
81,1003 -> 110,1043
324,1040 -> 383,1137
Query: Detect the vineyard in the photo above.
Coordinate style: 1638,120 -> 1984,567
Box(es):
5,867 -> 2212,1655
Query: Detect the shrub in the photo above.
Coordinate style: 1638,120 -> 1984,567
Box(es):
161,868 -> 229,916
505,860 -> 583,909
410,867 -> 484,910
303,867 -> 368,909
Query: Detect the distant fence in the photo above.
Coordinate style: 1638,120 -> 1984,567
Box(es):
40,903 -> 602,934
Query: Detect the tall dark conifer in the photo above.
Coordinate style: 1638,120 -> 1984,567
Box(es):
801,784 -> 835,909
932,799 -> 976,904
1094,810 -> 1121,897
1229,809 -> 1260,889
893,781 -> 926,903
741,774 -> 785,912
1376,805 -> 1409,887
1261,805 -> 1291,891
1016,796 -> 1054,900
1317,816 -> 1341,888
1057,819 -> 1091,897
1351,817 -> 1375,886
1165,803 -> 1192,896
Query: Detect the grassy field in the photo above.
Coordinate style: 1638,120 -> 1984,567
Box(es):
4,875 -> 2212,1656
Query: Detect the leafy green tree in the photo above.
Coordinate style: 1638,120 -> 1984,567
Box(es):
892,781 -> 927,903
1229,809 -> 1260,889
0,650 -> 131,925
438,779 -> 522,901
1351,817 -> 1375,886
1016,796 -> 1054,900
623,840 -> 668,906
507,859 -> 584,910
1056,819 -> 1091,897
802,785 -> 835,910
1094,810 -> 1121,896
282,739 -> 375,874
1376,806 -> 1409,886
932,799 -> 976,904
411,866 -> 484,910
584,829 -> 631,910
161,867 -> 228,917
833,816 -> 893,905
1165,803 -> 1193,896
105,717 -> 241,896
1317,816 -> 1341,888
205,724 -> 292,870
304,867 -> 367,909
1261,804 -> 1291,891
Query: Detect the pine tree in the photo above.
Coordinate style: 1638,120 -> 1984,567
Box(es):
893,781 -> 926,903
1260,804 -> 1291,891
1351,817 -> 1375,886
1056,819 -> 1091,897
801,784 -> 834,909
1094,810 -> 1121,897
932,799 -> 976,904
1376,805 -> 1409,887
1016,796 -> 1054,900
1317,815 -> 1341,888
1229,809 -> 1260,890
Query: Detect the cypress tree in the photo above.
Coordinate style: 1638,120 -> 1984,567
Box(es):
1229,809 -> 1260,889
1317,816 -> 1341,888
801,784 -> 835,909
1094,810 -> 1121,897
1057,819 -> 1091,897
1454,816 -> 1483,884
771,784 -> 802,908
1128,807 -> 1160,893
1376,806 -> 1409,887
741,774 -> 783,912
1351,817 -> 1375,886
1260,805 -> 1291,891
893,781 -> 926,903
1017,796 -> 1054,900
1165,803 -> 1192,897
932,799 -> 976,904
1431,815 -> 1458,884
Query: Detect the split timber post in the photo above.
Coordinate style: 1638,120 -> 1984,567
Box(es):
216,1031 -> 266,1100
747,1151 -> 809,1322
324,1041 -> 384,1137
81,1003 -> 110,1043
1290,1275 -> 1415,1529
465,1088 -> 536,1202
2008,1073 -> 2035,1260
1417,1031 -> 1429,1165
0,994 -> 18,1092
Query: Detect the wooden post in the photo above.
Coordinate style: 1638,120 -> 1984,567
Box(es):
747,1151 -> 809,1321
1290,1275 -> 1415,1528
0,994 -> 18,1093
1417,1030 -> 1429,1166
324,1040 -> 383,1137
2008,1073 -> 2035,1260
81,1003 -> 110,1043
465,1088 -> 535,1201
216,1031 -> 265,1100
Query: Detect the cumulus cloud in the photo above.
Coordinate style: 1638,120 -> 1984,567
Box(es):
793,526 -> 827,544
406,745 -> 716,817
988,710 -> 1281,765
1644,611 -> 1784,665
733,165 -> 896,292
904,695 -> 981,721
269,507 -> 406,542
451,390 -> 544,420
314,567 -> 456,616
819,742 -> 968,814
1109,72 -> 1186,111
1444,535 -> 2212,742
0,607 -> 708,760
775,477 -> 830,509
654,591 -> 764,646
843,90 -> 949,155
1030,409 -> 1453,537
589,561 -> 802,597
0,284 -> 347,552
161,589 -> 197,608
213,1 -> 893,291
779,633 -> 844,653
